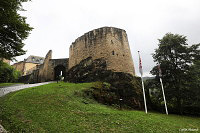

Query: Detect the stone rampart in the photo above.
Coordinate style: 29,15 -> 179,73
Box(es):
69,27 -> 135,75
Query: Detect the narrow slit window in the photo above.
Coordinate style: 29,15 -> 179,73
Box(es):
112,51 -> 115,55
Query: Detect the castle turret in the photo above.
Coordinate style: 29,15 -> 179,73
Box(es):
69,27 -> 135,75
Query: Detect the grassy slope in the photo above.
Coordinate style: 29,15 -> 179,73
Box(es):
0,82 -> 199,133
0,83 -> 22,87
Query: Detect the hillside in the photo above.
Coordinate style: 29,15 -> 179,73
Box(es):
0,82 -> 199,132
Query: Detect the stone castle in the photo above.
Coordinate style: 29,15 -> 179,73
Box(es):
13,27 -> 135,83
12,55 -> 44,75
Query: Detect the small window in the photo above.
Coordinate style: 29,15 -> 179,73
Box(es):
111,40 -> 114,44
112,51 -> 115,55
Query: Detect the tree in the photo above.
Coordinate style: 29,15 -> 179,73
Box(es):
150,33 -> 200,114
0,60 -> 21,83
0,0 -> 32,60
185,60 -> 200,112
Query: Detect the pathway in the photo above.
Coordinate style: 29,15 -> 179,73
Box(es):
0,82 -> 54,97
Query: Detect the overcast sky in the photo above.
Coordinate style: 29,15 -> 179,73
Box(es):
15,0 -> 200,76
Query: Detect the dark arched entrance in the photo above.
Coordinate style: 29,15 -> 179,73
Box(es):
54,65 -> 66,80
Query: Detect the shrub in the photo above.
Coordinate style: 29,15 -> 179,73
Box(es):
0,60 -> 21,83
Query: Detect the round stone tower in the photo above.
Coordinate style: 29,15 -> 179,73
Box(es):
69,27 -> 135,75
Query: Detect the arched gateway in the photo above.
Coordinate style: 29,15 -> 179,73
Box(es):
54,65 -> 66,80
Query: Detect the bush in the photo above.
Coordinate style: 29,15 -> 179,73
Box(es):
84,79 -> 143,110
65,57 -> 144,110
0,60 -> 21,83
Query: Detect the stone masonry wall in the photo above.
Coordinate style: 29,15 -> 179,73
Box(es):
13,62 -> 39,76
23,63 -> 38,75
38,50 -> 52,82
19,50 -> 69,83
69,27 -> 135,75
47,58 -> 69,80
12,61 -> 25,74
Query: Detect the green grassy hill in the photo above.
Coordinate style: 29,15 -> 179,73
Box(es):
0,82 -> 199,132
0,83 -> 22,87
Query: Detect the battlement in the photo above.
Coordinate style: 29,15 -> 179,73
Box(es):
69,27 -> 135,75
70,27 -> 127,49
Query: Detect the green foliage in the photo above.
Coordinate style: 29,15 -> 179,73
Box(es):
83,77 -> 143,110
0,60 -> 21,83
84,82 -> 119,107
185,60 -> 200,108
0,0 -> 33,60
0,82 -> 199,132
0,83 -> 22,87
150,33 -> 200,115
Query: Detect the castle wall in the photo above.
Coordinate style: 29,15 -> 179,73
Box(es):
23,63 -> 38,75
19,50 -> 69,83
12,61 -> 24,74
12,61 -> 39,76
47,58 -> 69,80
69,27 -> 135,75
38,50 -> 52,82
